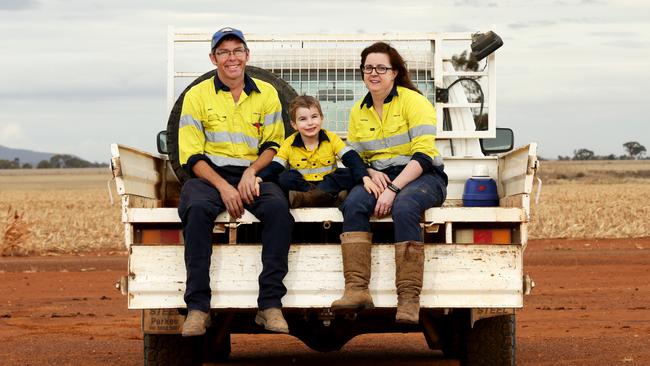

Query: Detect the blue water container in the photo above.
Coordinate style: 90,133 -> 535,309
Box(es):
463,165 -> 499,207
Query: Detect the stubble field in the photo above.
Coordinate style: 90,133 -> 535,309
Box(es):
1,161 -> 649,255
1,161 -> 649,365
0,168 -> 123,256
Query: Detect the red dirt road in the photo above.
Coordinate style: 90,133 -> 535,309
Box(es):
1,238 -> 648,365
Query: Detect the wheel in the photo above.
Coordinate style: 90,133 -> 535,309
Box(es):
439,310 -> 468,360
464,314 -> 516,366
203,327 -> 231,363
143,334 -> 203,366
166,66 -> 299,183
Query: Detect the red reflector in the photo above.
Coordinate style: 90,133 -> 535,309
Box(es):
474,230 -> 492,243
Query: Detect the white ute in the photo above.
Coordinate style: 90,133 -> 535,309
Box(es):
110,29 -> 538,366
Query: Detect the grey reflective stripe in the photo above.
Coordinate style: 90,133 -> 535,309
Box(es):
207,154 -> 252,167
295,164 -> 336,176
205,131 -> 259,149
263,111 -> 282,126
179,115 -> 204,132
383,132 -> 410,148
357,131 -> 410,151
272,156 -> 288,168
370,155 -> 411,170
337,146 -> 353,158
433,155 -> 444,166
409,125 -> 437,138
349,141 -> 364,153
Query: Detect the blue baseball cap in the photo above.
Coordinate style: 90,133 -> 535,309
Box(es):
211,27 -> 246,51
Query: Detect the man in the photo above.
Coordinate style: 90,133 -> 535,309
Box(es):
177,27 -> 293,336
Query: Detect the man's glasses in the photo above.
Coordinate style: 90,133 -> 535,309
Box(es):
214,47 -> 248,59
361,65 -> 393,74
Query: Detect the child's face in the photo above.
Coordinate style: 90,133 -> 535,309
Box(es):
291,106 -> 323,139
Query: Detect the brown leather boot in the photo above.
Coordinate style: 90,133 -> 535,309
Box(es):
394,241 -> 424,324
331,231 -> 374,310
255,307 -> 289,334
289,188 -> 336,208
181,309 -> 211,337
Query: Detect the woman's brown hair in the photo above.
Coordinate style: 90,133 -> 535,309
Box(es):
360,42 -> 421,94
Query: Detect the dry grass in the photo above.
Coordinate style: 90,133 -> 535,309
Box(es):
529,160 -> 650,239
537,160 -> 650,184
0,161 -> 648,254
0,169 -> 123,255
1,208 -> 31,256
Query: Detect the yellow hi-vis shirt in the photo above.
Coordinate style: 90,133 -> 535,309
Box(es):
347,85 -> 443,171
272,129 -> 353,182
178,73 -> 284,169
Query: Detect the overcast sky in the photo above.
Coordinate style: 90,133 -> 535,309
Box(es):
0,0 -> 648,162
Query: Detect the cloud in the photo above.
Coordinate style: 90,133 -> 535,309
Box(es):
0,123 -> 24,144
0,0 -> 39,11
508,20 -> 557,29
589,31 -> 637,38
453,0 -> 499,6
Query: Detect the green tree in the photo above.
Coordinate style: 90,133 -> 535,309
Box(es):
37,160 -> 51,169
0,158 -> 19,169
573,148 -> 594,160
623,141 -> 646,160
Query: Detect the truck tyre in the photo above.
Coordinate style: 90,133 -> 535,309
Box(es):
143,334 -> 202,366
203,328 -> 231,362
464,314 -> 516,366
166,66 -> 298,183
439,310 -> 468,360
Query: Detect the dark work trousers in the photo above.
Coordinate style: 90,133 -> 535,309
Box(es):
277,168 -> 356,196
339,166 -> 447,242
178,176 -> 294,312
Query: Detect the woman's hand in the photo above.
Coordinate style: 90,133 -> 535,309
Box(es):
368,168 -> 391,191
362,176 -> 382,199
374,189 -> 396,217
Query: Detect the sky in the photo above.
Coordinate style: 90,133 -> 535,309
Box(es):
0,0 -> 648,162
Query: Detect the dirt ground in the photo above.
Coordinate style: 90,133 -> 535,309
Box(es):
0,238 -> 648,366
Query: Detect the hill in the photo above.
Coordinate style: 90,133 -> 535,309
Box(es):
0,144 -> 54,167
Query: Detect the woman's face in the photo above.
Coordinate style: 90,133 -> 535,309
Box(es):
362,52 -> 397,96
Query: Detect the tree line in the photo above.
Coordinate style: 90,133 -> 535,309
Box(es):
559,141 -> 647,161
0,154 -> 109,169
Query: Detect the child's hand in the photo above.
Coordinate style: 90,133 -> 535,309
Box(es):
254,177 -> 263,197
363,176 -> 382,199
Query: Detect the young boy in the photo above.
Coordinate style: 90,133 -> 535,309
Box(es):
261,95 -> 380,208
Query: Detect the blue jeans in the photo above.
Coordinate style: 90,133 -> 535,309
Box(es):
340,170 -> 447,242
178,175 -> 294,312
278,168 -> 356,195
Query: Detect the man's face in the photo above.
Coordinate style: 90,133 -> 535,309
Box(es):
210,39 -> 249,82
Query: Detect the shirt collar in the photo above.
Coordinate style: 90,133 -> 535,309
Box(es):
214,72 -> 261,95
361,83 -> 399,109
291,129 -> 330,148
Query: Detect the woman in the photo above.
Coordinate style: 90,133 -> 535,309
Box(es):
331,42 -> 447,324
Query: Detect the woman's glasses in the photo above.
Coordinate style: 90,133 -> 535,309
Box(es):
361,65 -> 393,74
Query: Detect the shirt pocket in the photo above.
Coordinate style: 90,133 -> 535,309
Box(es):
354,126 -> 377,140
206,113 -> 228,131
319,156 -> 336,168
289,156 -> 308,170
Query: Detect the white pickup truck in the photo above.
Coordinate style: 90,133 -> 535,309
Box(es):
110,30 -> 538,366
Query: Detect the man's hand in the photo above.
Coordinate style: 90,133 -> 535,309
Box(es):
219,184 -> 245,219
238,167 -> 260,205
374,189 -> 396,217
368,168 -> 390,191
